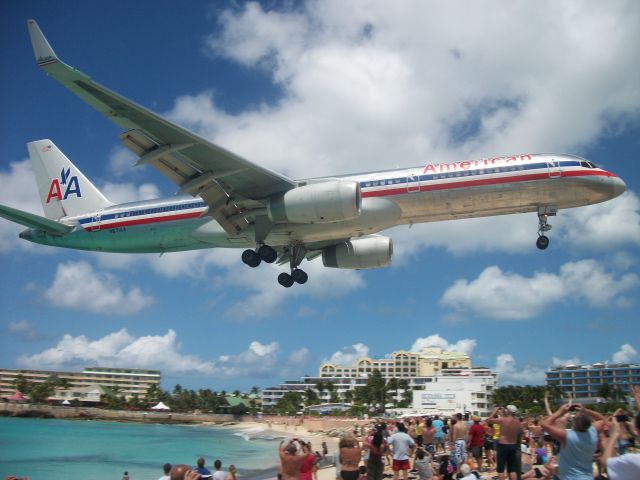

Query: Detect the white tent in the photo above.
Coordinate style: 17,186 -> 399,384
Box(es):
61,399 -> 71,405
151,402 -> 170,411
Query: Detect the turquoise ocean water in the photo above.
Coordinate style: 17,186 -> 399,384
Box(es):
0,417 -> 281,480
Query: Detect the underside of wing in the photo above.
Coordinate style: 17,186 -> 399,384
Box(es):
27,19 -> 296,235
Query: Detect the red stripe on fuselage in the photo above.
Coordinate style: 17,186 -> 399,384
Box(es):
361,169 -> 614,198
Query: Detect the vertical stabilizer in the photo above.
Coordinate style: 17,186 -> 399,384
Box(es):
28,140 -> 112,219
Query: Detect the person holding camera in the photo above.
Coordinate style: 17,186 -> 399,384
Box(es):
541,403 -> 605,480
600,385 -> 640,479
486,405 -> 521,480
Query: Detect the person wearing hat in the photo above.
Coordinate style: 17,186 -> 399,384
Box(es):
468,416 -> 485,471
486,405 -> 522,480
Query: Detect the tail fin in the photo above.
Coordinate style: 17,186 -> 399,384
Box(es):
28,139 -> 112,219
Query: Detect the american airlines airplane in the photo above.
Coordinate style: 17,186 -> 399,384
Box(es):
0,20 -> 627,288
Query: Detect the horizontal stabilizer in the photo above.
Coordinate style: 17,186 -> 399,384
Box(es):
0,204 -> 72,235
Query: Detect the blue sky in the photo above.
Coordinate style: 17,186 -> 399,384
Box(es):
1,1 -> 639,392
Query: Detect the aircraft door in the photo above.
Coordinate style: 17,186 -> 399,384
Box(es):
547,158 -> 562,178
407,173 -> 421,193
90,213 -> 101,231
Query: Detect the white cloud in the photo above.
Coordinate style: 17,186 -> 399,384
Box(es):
16,329 -> 312,378
561,192 -> 640,251
440,260 -> 639,320
100,182 -> 161,204
191,1 -> 640,178
410,334 -> 477,355
325,343 -> 370,366
612,344 -> 638,363
7,320 -> 43,342
43,261 -> 154,315
552,356 -> 581,367
494,353 -> 547,386
106,147 -> 138,178
0,160 -> 47,252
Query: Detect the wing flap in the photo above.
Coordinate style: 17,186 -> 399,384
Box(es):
0,204 -> 73,235
27,20 -> 296,199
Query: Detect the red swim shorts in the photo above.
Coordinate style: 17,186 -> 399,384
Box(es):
392,459 -> 410,471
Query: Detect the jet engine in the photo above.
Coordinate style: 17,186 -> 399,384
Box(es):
322,235 -> 393,269
267,181 -> 361,224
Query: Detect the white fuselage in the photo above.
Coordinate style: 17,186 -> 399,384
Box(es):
20,153 -> 626,253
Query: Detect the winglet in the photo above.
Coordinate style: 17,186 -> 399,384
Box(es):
27,19 -> 59,66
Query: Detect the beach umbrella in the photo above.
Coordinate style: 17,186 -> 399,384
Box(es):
151,401 -> 170,411
6,391 -> 27,402
62,399 -> 71,405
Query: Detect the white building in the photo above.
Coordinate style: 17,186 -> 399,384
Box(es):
411,368 -> 496,416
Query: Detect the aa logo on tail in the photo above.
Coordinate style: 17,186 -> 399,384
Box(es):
46,167 -> 82,203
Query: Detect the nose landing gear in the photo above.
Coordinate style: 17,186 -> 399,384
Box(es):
536,207 -> 557,250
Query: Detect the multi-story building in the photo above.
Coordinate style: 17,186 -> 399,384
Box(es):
318,348 -> 471,379
263,348 -> 495,415
546,363 -> 640,401
0,366 -> 161,400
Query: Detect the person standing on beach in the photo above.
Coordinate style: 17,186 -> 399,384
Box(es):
280,438 -> 308,480
388,422 -> 415,480
158,463 -> 172,480
212,460 -> 225,480
339,432 -> 362,480
122,471 -> 130,480
195,458 -> 212,479
365,426 -> 387,480
487,405 -> 522,480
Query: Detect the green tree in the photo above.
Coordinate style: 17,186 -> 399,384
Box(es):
274,391 -> 303,415
303,388 -> 320,407
29,382 -> 54,403
12,374 -> 29,394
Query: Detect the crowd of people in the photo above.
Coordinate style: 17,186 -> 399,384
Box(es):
329,385 -> 640,480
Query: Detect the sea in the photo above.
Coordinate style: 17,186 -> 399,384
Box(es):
0,417 -> 287,480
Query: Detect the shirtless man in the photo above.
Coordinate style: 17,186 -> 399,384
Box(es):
487,405 -> 522,480
280,439 -> 308,480
451,413 -> 469,471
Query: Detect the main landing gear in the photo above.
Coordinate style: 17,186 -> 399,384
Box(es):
536,207 -> 557,250
241,244 -> 308,288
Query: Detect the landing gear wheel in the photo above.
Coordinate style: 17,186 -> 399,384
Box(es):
536,235 -> 550,250
291,269 -> 308,284
241,249 -> 261,268
258,244 -> 278,263
278,272 -> 294,288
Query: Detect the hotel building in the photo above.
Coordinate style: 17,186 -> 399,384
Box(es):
262,348 -> 496,416
546,363 -> 640,401
0,366 -> 161,400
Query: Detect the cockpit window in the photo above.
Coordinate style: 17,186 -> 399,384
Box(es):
587,161 -> 598,168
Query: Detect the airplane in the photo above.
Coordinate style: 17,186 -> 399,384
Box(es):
0,20 -> 627,288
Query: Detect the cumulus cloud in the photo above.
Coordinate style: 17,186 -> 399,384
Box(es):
100,182 -> 161,204
188,1 -> 640,180
7,320 -> 44,342
494,353 -> 547,386
0,160 -> 46,252
106,147 -> 138,178
440,260 -> 639,320
410,334 -> 477,355
16,329 -> 313,378
612,344 -> 638,363
325,343 -> 370,366
43,261 -> 154,315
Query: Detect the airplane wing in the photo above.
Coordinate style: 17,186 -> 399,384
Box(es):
27,20 -> 297,235
0,204 -> 73,235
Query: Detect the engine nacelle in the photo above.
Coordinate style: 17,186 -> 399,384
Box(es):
267,181 -> 361,224
322,235 -> 393,269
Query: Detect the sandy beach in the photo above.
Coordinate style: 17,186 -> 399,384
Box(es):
227,419 -> 341,480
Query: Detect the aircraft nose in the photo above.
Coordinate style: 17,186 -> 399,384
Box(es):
611,175 -> 626,198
